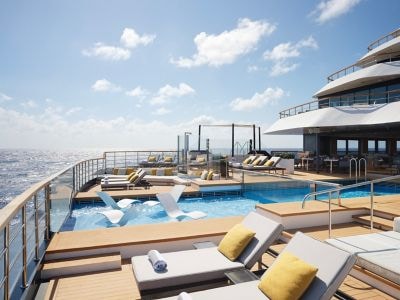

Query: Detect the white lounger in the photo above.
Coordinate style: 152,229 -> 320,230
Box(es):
99,204 -> 139,226
156,192 -> 206,220
96,191 -> 159,208
144,175 -> 191,186
131,212 -> 283,291
161,232 -> 356,300
326,230 -> 400,285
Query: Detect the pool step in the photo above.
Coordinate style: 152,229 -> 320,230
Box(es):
41,253 -> 121,280
352,214 -> 393,231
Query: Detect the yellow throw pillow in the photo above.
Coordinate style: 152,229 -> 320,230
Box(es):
112,168 -> 119,175
206,171 -> 214,180
129,174 -> 139,183
164,156 -> 173,162
126,168 -> 135,175
127,172 -> 136,181
252,157 -> 262,165
218,223 -> 255,261
197,156 -> 206,163
264,160 -> 274,167
164,168 -> 173,176
258,251 -> 318,300
150,168 -> 157,176
148,155 -> 157,162
243,157 -> 252,164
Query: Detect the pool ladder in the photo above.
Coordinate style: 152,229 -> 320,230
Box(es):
349,158 -> 367,183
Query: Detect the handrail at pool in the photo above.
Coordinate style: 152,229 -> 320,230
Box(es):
302,174 -> 400,238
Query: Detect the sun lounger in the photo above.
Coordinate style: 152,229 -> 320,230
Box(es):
156,192 -> 206,220
96,191 -> 158,208
144,175 -> 191,186
326,230 -> 400,285
161,232 -> 356,300
98,204 -> 139,226
101,170 -> 151,190
131,212 -> 283,291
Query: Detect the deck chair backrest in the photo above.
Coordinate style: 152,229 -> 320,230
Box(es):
157,193 -> 181,218
118,205 -> 139,226
237,212 -> 283,268
269,156 -> 281,167
264,232 -> 356,300
96,192 -> 119,209
170,185 -> 186,202
132,170 -> 146,185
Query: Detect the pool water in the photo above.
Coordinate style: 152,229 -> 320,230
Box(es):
63,183 -> 400,231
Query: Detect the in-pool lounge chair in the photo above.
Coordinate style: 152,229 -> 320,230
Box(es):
98,204 -> 139,226
161,232 -> 356,300
96,191 -> 158,208
156,191 -> 206,220
326,228 -> 400,287
131,212 -> 283,291
101,169 -> 151,190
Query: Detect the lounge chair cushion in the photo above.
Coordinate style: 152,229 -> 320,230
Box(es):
218,224 -> 255,261
164,168 -> 173,176
129,174 -> 139,183
243,156 -> 255,164
258,251 -> 318,300
131,247 -> 244,290
264,160 -> 274,167
148,155 -> 157,162
164,156 -> 173,162
200,170 -> 208,180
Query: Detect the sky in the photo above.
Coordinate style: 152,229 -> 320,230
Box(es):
0,0 -> 399,151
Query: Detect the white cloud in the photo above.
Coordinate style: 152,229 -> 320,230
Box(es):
82,43 -> 131,61
171,18 -> 276,68
311,0 -> 361,24
91,79 -> 121,92
65,107 -> 82,116
125,86 -> 148,98
120,28 -> 156,48
153,107 -> 171,115
150,83 -> 195,105
230,87 -> 285,112
21,100 -> 37,109
263,36 -> 318,76
247,65 -> 259,72
0,92 -> 12,102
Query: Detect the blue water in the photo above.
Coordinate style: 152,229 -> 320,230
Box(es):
0,149 -> 101,208
65,183 -> 400,231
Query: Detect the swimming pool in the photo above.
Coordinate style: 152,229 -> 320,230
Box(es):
62,183 -> 400,231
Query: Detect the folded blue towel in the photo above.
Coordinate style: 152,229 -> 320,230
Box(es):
148,250 -> 167,272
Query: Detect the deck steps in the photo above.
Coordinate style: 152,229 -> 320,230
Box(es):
41,253 -> 121,280
352,214 -> 393,230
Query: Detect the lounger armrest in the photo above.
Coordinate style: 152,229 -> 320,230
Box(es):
394,217 -> 400,232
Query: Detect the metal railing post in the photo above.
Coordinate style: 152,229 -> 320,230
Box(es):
4,224 -> 9,300
21,204 -> 28,288
370,182 -> 374,231
328,191 -> 332,238
44,185 -> 51,240
34,194 -> 39,261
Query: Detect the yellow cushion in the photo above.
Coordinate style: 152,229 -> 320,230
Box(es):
218,224 -> 255,261
258,251 -> 318,300
264,160 -> 274,166
129,174 -> 139,183
164,168 -> 173,176
112,168 -> 119,175
148,155 -> 157,162
126,168 -> 135,175
243,157 -> 252,164
196,156 -> 206,163
127,172 -> 136,181
150,168 -> 157,176
252,157 -> 262,165
164,156 -> 173,162
206,171 -> 213,180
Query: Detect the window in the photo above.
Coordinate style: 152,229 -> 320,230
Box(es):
337,140 -> 346,155
397,141 -> 400,152
348,140 -> 359,154
368,140 -> 376,152
340,94 -> 353,106
329,97 -> 340,107
354,90 -> 369,105
388,83 -> 400,103
377,140 -> 387,153
369,86 -> 387,104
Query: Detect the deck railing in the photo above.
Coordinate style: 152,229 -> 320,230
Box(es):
367,28 -> 400,51
302,174 -> 400,238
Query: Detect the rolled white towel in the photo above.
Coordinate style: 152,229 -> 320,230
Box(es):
148,250 -> 167,272
177,292 -> 192,300
394,217 -> 400,233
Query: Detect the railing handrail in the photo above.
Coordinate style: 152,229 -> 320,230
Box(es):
301,173 -> 400,208
367,28 -> 400,51
0,156 -> 103,232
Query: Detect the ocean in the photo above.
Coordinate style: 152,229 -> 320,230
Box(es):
0,149 -> 101,208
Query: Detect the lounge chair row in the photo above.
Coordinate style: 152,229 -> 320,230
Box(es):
230,155 -> 286,174
131,212 -> 357,299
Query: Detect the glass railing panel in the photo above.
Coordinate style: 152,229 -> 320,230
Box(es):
49,169 -> 73,232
